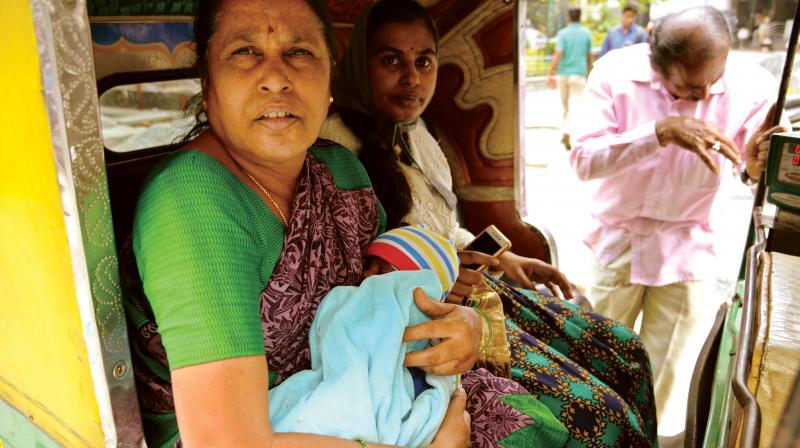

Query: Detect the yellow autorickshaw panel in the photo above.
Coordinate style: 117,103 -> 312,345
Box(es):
0,0 -> 104,446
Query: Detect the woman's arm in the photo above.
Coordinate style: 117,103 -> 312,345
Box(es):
172,356 -> 273,446
173,355 -> 471,447
497,251 -> 573,299
172,356 -> 396,447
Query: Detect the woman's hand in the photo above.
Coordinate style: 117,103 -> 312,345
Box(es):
444,251 -> 499,304
498,251 -> 573,299
429,387 -> 471,448
404,288 -> 481,375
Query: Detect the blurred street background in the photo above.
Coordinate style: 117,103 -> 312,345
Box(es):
519,0 -> 798,303
521,73 -> 754,303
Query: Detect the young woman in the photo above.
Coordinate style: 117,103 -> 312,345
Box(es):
321,0 -> 659,446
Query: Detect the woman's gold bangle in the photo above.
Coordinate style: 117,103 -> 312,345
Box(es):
356,439 -> 370,448
472,306 -> 493,354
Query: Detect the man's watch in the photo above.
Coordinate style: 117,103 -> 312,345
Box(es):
740,168 -> 758,186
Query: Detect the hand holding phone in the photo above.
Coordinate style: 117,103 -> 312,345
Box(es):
461,225 -> 511,272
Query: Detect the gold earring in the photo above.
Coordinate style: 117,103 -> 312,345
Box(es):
329,96 -> 334,104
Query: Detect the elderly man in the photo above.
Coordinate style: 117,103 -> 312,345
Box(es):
568,6 -> 784,437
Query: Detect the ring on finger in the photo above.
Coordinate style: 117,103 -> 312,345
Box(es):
710,141 -> 722,152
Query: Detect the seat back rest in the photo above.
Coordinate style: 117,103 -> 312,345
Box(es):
422,4 -> 557,265
107,147 -> 181,253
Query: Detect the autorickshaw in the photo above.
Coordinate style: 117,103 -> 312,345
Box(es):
0,0 -> 797,447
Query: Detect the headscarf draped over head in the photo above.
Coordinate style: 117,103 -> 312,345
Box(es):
335,0 -> 448,229
334,0 -> 440,129
366,224 -> 458,300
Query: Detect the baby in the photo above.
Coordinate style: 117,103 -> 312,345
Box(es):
268,225 -> 461,447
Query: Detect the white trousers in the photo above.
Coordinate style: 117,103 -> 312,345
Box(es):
590,249 -> 721,436
558,75 -> 586,119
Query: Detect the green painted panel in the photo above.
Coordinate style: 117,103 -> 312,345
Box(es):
88,0 -> 196,16
702,298 -> 741,448
0,399 -> 61,448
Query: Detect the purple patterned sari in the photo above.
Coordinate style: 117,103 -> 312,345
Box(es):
258,150 -> 380,383
126,149 -> 556,447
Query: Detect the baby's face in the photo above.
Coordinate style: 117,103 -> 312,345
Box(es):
363,256 -> 397,279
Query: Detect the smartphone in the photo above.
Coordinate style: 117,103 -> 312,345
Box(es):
462,225 -> 512,272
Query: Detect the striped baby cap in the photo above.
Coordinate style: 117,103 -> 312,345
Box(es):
365,224 -> 460,300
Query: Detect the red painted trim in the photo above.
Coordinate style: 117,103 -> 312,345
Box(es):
473,10 -> 513,69
428,63 -> 513,187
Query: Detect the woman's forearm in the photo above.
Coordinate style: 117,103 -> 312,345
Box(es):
272,433 -> 397,448
174,356 -> 405,448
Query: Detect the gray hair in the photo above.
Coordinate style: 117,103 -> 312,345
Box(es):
649,6 -> 731,76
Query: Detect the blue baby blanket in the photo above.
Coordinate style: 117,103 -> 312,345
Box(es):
268,270 -> 456,446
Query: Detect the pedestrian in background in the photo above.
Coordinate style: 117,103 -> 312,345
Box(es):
753,9 -> 773,51
598,1 -> 647,58
568,6 -> 786,440
546,6 -> 592,149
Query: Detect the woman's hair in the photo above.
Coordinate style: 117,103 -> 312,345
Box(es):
182,0 -> 336,142
365,0 -> 437,54
339,0 -> 437,229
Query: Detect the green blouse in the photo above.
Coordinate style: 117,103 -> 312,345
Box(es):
130,145 -> 383,448
134,145 -> 381,371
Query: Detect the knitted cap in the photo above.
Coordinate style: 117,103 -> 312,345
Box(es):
366,225 -> 460,300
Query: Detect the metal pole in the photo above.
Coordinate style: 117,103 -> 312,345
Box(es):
732,211 -> 767,447
754,0 -> 800,208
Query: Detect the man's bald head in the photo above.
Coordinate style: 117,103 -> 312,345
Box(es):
650,7 -> 731,100
650,7 -> 730,76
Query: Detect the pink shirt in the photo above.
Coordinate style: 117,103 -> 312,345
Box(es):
569,44 -> 775,286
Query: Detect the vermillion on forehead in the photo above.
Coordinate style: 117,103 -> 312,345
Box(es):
201,0 -> 333,171
366,19 -> 438,123
212,0 -> 327,50
367,27 -> 436,57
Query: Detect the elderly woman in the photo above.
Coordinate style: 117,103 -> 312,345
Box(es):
320,0 -> 659,446
122,0 -> 568,447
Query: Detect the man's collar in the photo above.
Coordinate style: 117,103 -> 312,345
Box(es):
629,47 -> 654,82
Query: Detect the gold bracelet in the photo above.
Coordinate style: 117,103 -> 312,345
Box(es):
472,306 -> 493,354
356,439 -> 370,448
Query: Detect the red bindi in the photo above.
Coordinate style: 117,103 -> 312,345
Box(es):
268,25 -> 275,33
